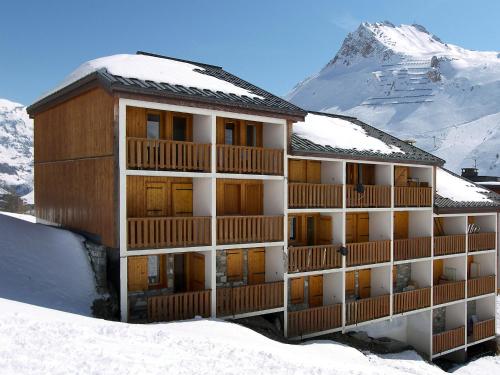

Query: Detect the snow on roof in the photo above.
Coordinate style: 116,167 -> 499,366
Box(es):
293,113 -> 404,155
436,168 -> 494,202
41,53 -> 263,101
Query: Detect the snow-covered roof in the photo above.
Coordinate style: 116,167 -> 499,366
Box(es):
291,112 -> 443,165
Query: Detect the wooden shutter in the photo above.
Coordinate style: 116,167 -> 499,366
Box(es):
308,275 -> 323,308
345,213 -> 356,244
126,106 -> 147,138
127,256 -> 148,292
346,163 -> 358,185
290,277 -> 304,305
357,213 -> 369,243
172,183 -> 193,216
244,182 -> 263,215
345,271 -> 355,296
188,252 -> 205,291
288,159 -> 307,183
146,182 -> 168,217
394,166 -> 409,187
306,161 -> 321,183
248,248 -> 265,285
433,259 -> 444,284
358,269 -> 371,298
362,164 -> 375,185
318,215 -> 333,244
434,218 -> 445,236
393,211 -> 409,240
216,117 -> 225,144
227,250 -> 244,282
223,183 -> 241,215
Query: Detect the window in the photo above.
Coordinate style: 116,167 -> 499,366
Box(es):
147,114 -> 161,139
173,116 -> 187,141
289,217 -> 297,241
225,123 -> 235,145
147,255 -> 160,285
246,124 -> 256,146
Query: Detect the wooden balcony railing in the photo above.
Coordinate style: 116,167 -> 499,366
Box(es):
147,290 -> 211,322
470,318 -> 495,343
288,183 -> 342,209
434,234 -> 466,256
216,215 -> 283,245
287,304 -> 342,337
288,244 -> 342,273
433,280 -> 465,306
467,275 -> 496,298
433,326 -> 465,355
394,186 -> 432,207
345,294 -> 390,325
216,281 -> 284,317
128,217 -> 211,249
346,184 -> 391,208
216,144 -> 283,175
394,237 -> 432,261
346,240 -> 391,267
468,232 -> 496,252
393,287 -> 431,314
127,137 -> 211,172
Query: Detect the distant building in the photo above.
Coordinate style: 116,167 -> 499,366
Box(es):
461,168 -> 500,194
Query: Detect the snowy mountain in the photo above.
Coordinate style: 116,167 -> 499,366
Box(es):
0,99 -> 33,199
286,21 -> 500,175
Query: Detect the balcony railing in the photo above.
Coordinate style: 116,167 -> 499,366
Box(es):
346,184 -> 391,208
433,234 -> 466,256
216,281 -> 284,317
147,290 -> 211,322
394,237 -> 432,261
288,183 -> 342,209
216,144 -> 283,175
288,244 -> 342,273
393,287 -> 431,314
216,215 -> 283,245
128,217 -> 211,249
287,304 -> 342,337
468,232 -> 496,252
394,186 -> 432,207
433,280 -> 465,305
433,326 -> 465,355
345,294 -> 390,325
470,318 -> 495,343
346,240 -> 391,267
467,275 -> 496,298
127,137 -> 211,172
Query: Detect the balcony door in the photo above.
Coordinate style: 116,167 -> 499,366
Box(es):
172,183 -> 193,217
248,248 -> 265,285
393,211 -> 409,240
345,212 -> 369,243
308,275 -> 323,308
174,252 -> 205,292
146,183 -> 168,217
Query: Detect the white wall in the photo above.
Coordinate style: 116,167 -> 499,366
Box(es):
442,216 -> 467,235
371,266 -> 391,296
263,180 -> 284,215
265,246 -> 284,282
445,302 -> 465,330
323,272 -> 343,305
472,214 -> 496,232
412,260 -> 432,287
369,211 -> 391,241
375,164 -> 391,185
204,251 -> 213,289
470,253 -> 496,276
263,122 -> 284,149
475,295 -> 495,320
443,256 -> 466,280
321,161 -> 343,185
410,166 -> 432,186
193,114 -> 212,143
407,310 -> 431,355
193,178 -> 212,216
409,210 -> 433,238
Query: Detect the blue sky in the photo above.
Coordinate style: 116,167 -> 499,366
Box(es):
2,0 -> 500,104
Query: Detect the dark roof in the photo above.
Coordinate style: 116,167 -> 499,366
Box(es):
434,168 -> 500,213
27,52 -> 306,118
290,111 -> 445,166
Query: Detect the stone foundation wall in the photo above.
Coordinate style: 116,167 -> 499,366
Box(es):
393,264 -> 411,293
433,307 -> 446,333
216,250 -> 248,288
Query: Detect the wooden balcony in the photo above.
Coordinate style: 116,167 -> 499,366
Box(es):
470,318 -> 495,343
468,232 -> 496,252
216,144 -> 283,175
433,280 -> 465,305
345,240 -> 391,267
433,234 -> 466,256
216,215 -> 283,245
127,137 -> 211,172
147,290 -> 211,322
128,217 -> 211,249
433,326 -> 465,355
393,287 -> 431,314
467,275 -> 496,298
216,281 -> 284,317
346,294 -> 390,325
287,303 -> 342,337
394,237 -> 432,261
288,244 -> 342,273
394,186 -> 432,207
346,184 -> 391,208
288,183 -> 342,209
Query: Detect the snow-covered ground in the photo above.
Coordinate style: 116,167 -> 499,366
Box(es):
0,297 -> 498,375
0,211 -> 99,315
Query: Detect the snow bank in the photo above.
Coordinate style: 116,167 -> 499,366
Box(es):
436,168 -> 494,202
294,113 -> 404,154
41,54 -> 263,101
0,212 -> 98,315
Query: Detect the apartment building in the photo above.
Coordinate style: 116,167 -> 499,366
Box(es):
27,52 -> 500,361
